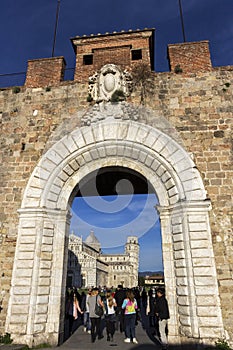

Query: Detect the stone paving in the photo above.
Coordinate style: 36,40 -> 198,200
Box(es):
0,314 -> 161,350
0,313 -> 219,350
60,318 -> 160,350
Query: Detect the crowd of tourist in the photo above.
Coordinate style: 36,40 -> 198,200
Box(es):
65,284 -> 169,349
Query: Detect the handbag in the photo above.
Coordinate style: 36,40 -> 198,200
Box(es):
95,296 -> 104,317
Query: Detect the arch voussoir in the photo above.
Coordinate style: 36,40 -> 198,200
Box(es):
62,134 -> 80,154
70,128 -> 87,149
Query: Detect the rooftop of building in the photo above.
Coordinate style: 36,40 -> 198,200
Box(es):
85,230 -> 100,245
70,27 -> 155,40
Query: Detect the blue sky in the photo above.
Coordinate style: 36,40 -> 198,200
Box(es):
0,0 -> 233,86
70,194 -> 163,272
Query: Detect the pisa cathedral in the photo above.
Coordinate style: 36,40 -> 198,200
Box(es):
67,231 -> 139,288
0,28 -> 232,347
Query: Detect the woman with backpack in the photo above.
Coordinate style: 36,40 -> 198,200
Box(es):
87,287 -> 104,343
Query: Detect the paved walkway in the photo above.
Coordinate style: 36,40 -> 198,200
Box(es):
60,314 -> 161,350
48,312 -> 214,350
1,311 -> 214,350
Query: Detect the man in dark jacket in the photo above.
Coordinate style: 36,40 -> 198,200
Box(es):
155,288 -> 170,350
114,285 -> 126,332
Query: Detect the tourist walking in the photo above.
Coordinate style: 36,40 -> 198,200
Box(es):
81,288 -> 91,333
155,288 -> 170,350
148,287 -> 157,328
87,287 -> 104,343
66,292 -> 83,336
141,287 -> 147,309
133,287 -> 141,324
122,289 -> 138,344
114,284 -> 126,333
104,290 -> 117,342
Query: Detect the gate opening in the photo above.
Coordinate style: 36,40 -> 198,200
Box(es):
67,166 -> 163,287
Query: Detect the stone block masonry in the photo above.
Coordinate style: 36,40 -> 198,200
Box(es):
0,29 -> 232,346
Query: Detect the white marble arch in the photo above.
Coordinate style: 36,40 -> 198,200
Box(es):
6,119 -> 225,347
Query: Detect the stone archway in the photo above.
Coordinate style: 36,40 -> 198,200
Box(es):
6,118 -> 225,346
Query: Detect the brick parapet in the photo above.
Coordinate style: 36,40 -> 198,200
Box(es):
25,57 -> 66,88
167,41 -> 212,75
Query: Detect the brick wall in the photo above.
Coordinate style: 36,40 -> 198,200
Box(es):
71,29 -> 154,82
25,57 -> 66,88
168,41 -> 212,74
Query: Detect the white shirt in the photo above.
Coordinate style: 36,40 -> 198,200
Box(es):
106,297 -> 116,315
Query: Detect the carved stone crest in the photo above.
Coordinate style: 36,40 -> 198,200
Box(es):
88,64 -> 132,102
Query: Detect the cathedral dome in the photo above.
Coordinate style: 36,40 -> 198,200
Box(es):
85,230 -> 101,251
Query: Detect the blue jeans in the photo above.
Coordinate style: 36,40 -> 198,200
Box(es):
83,312 -> 91,330
115,307 -> 124,332
124,313 -> 136,339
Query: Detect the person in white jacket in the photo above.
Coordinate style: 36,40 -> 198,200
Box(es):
104,290 -> 117,342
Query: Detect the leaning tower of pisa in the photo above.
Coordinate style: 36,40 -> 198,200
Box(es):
125,236 -> 140,287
